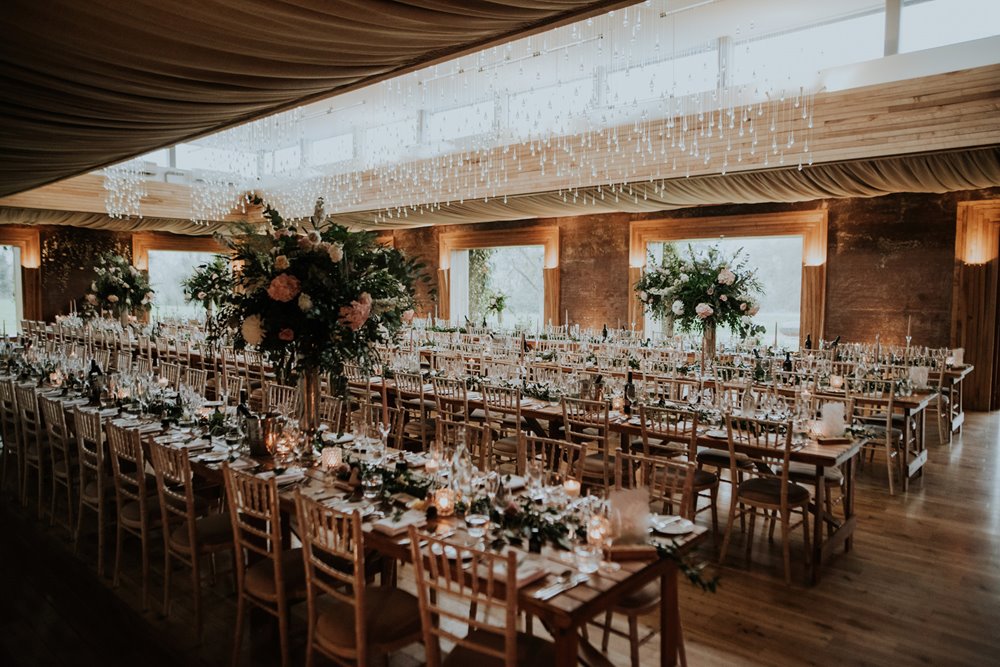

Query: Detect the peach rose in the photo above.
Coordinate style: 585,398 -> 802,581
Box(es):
267,273 -> 301,302
278,328 -> 295,341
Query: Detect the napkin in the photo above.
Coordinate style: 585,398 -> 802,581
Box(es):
908,366 -> 930,389
257,467 -> 306,484
475,557 -> 548,588
820,403 -> 847,438
952,348 -> 964,366
371,509 -> 426,535
609,487 -> 650,545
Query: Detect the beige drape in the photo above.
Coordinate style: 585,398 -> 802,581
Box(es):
0,208 -> 230,236
328,146 -> 1000,228
0,0 -> 629,198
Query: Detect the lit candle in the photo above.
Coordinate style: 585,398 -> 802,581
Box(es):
906,315 -> 912,339
565,309 -> 569,325
433,487 -> 456,516
320,447 -> 342,469
774,321 -> 778,348
424,458 -> 440,474
563,478 -> 582,498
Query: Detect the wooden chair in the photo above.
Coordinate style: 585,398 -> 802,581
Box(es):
409,527 -> 555,667
295,493 -> 422,667
115,349 -> 133,373
718,415 -> 811,585
432,375 -> 471,422
601,450 -> 696,667
788,394 -> 853,520
0,379 -> 22,501
360,402 -> 404,450
437,417 -> 493,471
640,405 -> 719,540
394,371 -> 436,451
149,440 -> 232,636
219,373 -> 245,407
73,406 -> 110,575
849,378 -> 902,495
481,384 -> 524,469
561,397 -> 613,490
265,382 -> 299,417
107,422 -> 160,608
40,394 -> 76,533
15,383 -> 46,517
519,434 -> 586,484
223,464 -> 306,667
159,361 -> 182,389
135,357 -> 153,376
183,367 -> 208,396
93,348 -> 111,373
319,394 -> 344,433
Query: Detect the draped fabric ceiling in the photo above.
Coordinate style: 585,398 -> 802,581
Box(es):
3,147 -> 998,234
0,0 -> 631,198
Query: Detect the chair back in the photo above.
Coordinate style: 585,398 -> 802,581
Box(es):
295,493 -> 370,663
74,407 -> 105,484
40,395 -> 73,470
148,439 -> 198,542
614,449 -> 695,518
115,350 -> 133,373
437,418 -> 492,470
0,380 -> 20,456
409,528 -> 520,667
14,384 -> 42,448
107,421 -> 150,512
319,395 -> 344,432
520,434 -> 586,484
360,402 -> 403,449
220,373 -> 244,406
432,376 -> 469,421
639,404 -> 698,459
482,383 -> 521,423
725,414 -> 795,503
265,382 -> 299,416
183,367 -> 208,396
159,361 -> 182,388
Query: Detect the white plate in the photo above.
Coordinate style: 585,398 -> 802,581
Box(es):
705,429 -> 727,439
651,516 -> 695,535
197,451 -> 228,463
322,432 -> 355,445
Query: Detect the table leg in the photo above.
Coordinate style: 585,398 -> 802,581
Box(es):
552,623 -> 580,667
903,408 -> 912,492
661,565 -> 681,667
844,455 -> 856,552
811,466 -> 825,585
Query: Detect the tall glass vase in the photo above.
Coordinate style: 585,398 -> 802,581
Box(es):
119,309 -> 130,328
701,322 -> 717,365
298,368 -> 321,453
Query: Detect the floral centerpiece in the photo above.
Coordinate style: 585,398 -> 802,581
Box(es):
216,196 -> 424,436
182,255 -> 234,316
85,251 -> 154,325
635,243 -> 764,358
485,291 -> 508,324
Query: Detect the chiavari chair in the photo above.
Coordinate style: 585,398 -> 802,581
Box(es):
409,527 -> 555,667
107,422 -> 160,608
295,494 -> 422,667
73,406 -> 110,574
360,402 -> 404,450
159,361 -> 182,389
437,418 -> 493,471
183,367 -> 208,396
519,434 -> 586,484
15,383 -> 46,517
223,464 -> 306,667
149,440 -> 232,635
115,349 -> 133,373
640,404 -> 719,539
787,394 -> 853,521
93,348 -> 111,372
481,383 -> 524,469
432,375 -> 472,422
849,378 -> 902,495
718,414 -> 811,584
40,394 -> 76,532
601,450 -> 696,667
561,396 -> 613,490
264,382 -> 299,417
0,379 -> 22,501
394,371 -> 436,451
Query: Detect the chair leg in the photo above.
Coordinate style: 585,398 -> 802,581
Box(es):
718,497 -> 738,565
113,515 -> 124,588
97,504 -> 106,579
768,509 -> 777,543
628,613 -> 640,667
278,598 -> 291,667
192,557 -> 203,638
231,594 -> 245,667
802,508 -> 811,568
601,609 -> 613,651
162,548 -> 172,617
780,511 -> 792,585
745,507 -> 757,566
709,484 -> 719,547
885,442 -> 895,496
141,529 -> 150,611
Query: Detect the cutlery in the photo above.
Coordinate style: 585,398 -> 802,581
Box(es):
533,570 -> 589,600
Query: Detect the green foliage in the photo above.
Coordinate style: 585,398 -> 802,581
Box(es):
468,248 -> 494,319
181,255 -> 234,310
85,251 -> 154,316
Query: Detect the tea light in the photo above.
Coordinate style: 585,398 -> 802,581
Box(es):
320,447 -> 342,469
433,487 -> 456,516
563,479 -> 582,498
424,457 -> 440,474
829,374 -> 844,390
587,513 -> 610,546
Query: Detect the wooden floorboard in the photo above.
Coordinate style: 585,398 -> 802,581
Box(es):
2,410 -> 999,665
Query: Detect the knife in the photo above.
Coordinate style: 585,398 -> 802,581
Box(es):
533,572 -> 590,600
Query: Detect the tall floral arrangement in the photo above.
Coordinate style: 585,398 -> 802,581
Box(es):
86,251 -> 153,317
182,255 -> 234,312
636,243 -> 764,339
216,197 -> 424,382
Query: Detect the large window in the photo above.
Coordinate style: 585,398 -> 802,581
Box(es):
900,0 -> 1000,53
448,245 -> 544,328
0,245 -> 22,332
643,235 -> 805,349
147,250 -> 218,321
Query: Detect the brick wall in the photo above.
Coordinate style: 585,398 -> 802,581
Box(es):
391,187 -> 1000,348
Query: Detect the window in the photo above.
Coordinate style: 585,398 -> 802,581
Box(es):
147,250 -> 218,321
900,0 -> 1000,52
0,245 -> 22,332
644,236 -> 804,348
176,144 -> 257,178
310,134 -> 353,166
425,100 -> 495,144
448,246 -> 545,328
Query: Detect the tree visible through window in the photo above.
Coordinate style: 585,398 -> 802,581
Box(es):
148,250 -> 219,321
0,245 -> 21,332
450,245 -> 544,327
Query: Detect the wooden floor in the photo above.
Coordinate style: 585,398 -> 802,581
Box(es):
2,410 -> 999,666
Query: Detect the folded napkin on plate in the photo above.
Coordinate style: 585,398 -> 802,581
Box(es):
175,438 -> 210,449
371,509 -> 426,535
908,366 -> 930,389
404,452 -> 428,467
500,474 -> 526,491
228,458 -> 255,471
258,467 -> 306,484
136,422 -> 162,434
474,558 -> 548,588
99,408 -> 120,418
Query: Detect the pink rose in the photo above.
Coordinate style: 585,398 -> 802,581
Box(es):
695,302 -> 714,319
278,328 -> 295,341
402,309 -> 415,324
267,273 -> 301,302
85,294 -> 98,305
338,292 -> 372,331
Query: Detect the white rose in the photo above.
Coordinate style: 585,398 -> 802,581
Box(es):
638,290 -> 648,302
328,243 -> 344,263
695,302 -> 714,319
717,267 -> 736,285
274,255 -> 290,271
671,300 -> 684,316
91,282 -> 97,292
679,273 -> 689,282
241,315 -> 264,345
298,293 -> 313,312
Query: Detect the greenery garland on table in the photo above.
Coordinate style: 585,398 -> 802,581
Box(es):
84,251 -> 154,318
635,242 -> 765,339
